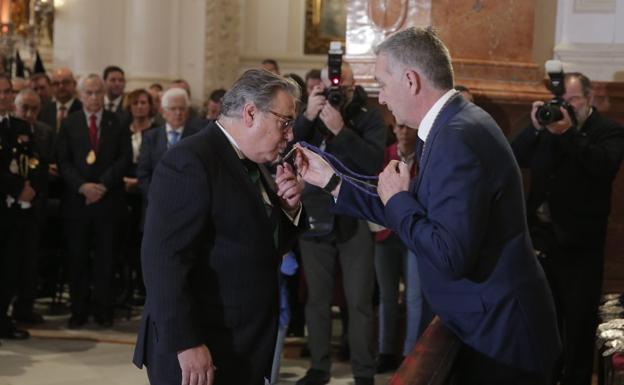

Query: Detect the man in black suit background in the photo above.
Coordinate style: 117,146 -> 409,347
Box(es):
56,74 -> 131,329
133,69 -> 306,385
30,73 -> 54,106
0,75 -> 44,339
137,87 -> 199,200
10,88 -> 54,324
512,72 -> 624,385
103,65 -> 127,121
39,68 -> 82,133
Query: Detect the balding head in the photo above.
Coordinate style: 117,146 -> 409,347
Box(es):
51,67 -> 77,103
14,88 -> 41,124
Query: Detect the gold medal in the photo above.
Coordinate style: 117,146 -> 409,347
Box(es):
86,150 -> 96,165
9,158 -> 18,174
28,157 -> 39,169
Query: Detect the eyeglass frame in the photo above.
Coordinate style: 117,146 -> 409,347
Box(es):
266,109 -> 295,131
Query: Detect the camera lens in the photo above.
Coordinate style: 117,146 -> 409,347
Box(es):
536,103 -> 563,125
326,88 -> 344,107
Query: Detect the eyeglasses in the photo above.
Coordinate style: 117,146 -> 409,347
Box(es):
51,79 -> 74,87
267,110 -> 294,131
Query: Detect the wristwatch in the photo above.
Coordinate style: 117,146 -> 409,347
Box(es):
322,173 -> 341,194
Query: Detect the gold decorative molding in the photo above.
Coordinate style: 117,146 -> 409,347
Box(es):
304,0 -> 346,55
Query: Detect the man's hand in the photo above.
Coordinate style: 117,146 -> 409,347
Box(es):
545,106 -> 574,135
530,101 -> 545,130
275,163 -> 303,211
18,181 -> 36,202
378,160 -> 410,205
123,177 -> 138,192
294,145 -> 338,194
303,85 -> 326,121
319,103 -> 345,135
49,163 -> 59,177
79,183 -> 106,205
177,345 -> 215,385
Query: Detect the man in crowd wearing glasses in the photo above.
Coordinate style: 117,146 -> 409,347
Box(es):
133,69 -> 307,385
39,68 -> 82,132
137,87 -> 199,200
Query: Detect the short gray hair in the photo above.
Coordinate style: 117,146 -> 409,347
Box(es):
15,88 -> 41,107
220,69 -> 301,118
161,87 -> 189,109
375,27 -> 454,90
77,74 -> 105,94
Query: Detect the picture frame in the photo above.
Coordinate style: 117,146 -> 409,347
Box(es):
304,0 -> 346,55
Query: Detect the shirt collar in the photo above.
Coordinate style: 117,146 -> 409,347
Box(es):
105,95 -> 122,106
84,109 -> 103,126
0,113 -> 9,122
166,123 -> 184,134
57,98 -> 76,110
215,120 -> 244,160
418,89 -> 458,142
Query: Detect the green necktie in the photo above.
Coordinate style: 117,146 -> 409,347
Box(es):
241,159 -> 279,247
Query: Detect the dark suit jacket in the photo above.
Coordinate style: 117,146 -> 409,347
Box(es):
511,109 -> 624,251
56,110 -> 131,219
333,95 -> 561,375
133,122 -> 306,385
292,85 -> 386,240
0,117 -> 45,212
136,122 -> 199,197
39,99 -> 83,132
30,121 -> 54,199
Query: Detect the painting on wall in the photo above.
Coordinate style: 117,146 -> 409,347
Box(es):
304,0 -> 346,54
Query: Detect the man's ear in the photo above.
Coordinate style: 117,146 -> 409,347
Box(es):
242,102 -> 257,127
405,70 -> 421,95
587,90 -> 595,106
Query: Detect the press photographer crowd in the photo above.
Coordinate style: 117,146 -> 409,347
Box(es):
2,27 -> 624,385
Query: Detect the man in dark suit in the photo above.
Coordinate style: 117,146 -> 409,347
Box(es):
512,72 -> 624,385
56,74 -> 131,329
39,68 -> 83,133
133,69 -> 306,385
11,88 -> 54,324
0,75 -> 44,339
295,27 -> 561,385
30,73 -> 54,106
137,87 -> 199,200
103,65 -> 127,122
293,62 -> 385,385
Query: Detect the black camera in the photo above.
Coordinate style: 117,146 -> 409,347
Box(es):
323,41 -> 346,108
535,60 -> 576,126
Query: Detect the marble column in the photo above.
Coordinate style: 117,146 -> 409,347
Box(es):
203,0 -> 241,97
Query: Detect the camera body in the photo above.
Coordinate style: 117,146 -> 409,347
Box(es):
323,41 -> 346,108
535,60 -> 576,126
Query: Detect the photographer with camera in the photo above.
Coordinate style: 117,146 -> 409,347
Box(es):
293,55 -> 385,385
512,69 -> 624,385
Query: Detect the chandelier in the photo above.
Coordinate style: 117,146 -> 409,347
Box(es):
0,0 -> 54,76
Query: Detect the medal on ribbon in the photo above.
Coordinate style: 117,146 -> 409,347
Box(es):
86,149 -> 96,165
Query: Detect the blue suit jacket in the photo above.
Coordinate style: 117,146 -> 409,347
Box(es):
334,95 -> 561,373
136,122 -> 200,197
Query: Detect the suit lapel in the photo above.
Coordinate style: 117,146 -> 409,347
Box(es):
97,111 -> 113,154
76,111 -> 91,155
211,125 -> 276,232
156,126 -> 168,159
414,94 -> 465,192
